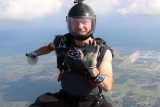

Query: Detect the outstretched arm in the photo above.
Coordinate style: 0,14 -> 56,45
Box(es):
26,42 -> 55,65
33,42 -> 55,56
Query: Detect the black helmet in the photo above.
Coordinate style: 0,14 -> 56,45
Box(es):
67,1 -> 96,40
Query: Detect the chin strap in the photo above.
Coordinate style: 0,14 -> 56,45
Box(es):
70,33 -> 93,40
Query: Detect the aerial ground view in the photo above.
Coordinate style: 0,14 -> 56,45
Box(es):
106,49 -> 160,107
0,45 -> 160,107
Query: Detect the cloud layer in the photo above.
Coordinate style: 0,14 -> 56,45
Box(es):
0,0 -> 61,20
88,0 -> 160,15
0,0 -> 160,20
116,0 -> 160,15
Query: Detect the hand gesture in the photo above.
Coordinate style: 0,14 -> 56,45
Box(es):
80,40 -> 100,69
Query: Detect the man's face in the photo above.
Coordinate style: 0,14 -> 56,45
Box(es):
70,18 -> 92,36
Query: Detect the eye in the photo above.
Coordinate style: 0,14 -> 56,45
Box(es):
83,20 -> 90,23
71,18 -> 91,25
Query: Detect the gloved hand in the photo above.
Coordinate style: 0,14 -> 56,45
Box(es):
26,52 -> 38,65
80,40 -> 100,69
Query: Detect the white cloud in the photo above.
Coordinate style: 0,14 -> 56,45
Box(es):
116,0 -> 160,15
87,0 -> 160,15
86,0 -> 160,15
87,0 -> 118,15
0,0 -> 160,20
64,0 -> 160,15
0,0 -> 62,20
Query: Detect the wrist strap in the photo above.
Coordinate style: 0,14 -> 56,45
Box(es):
91,72 -> 105,83
88,65 -> 96,69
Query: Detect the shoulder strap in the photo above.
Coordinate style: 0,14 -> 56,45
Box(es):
94,37 -> 113,67
95,37 -> 106,46
54,33 -> 72,71
54,33 -> 71,49
95,37 -> 114,57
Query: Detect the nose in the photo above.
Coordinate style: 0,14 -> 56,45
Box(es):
77,22 -> 84,29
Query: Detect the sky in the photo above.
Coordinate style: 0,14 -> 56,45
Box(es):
0,0 -> 160,28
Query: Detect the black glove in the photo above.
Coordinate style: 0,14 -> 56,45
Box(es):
80,40 -> 100,69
